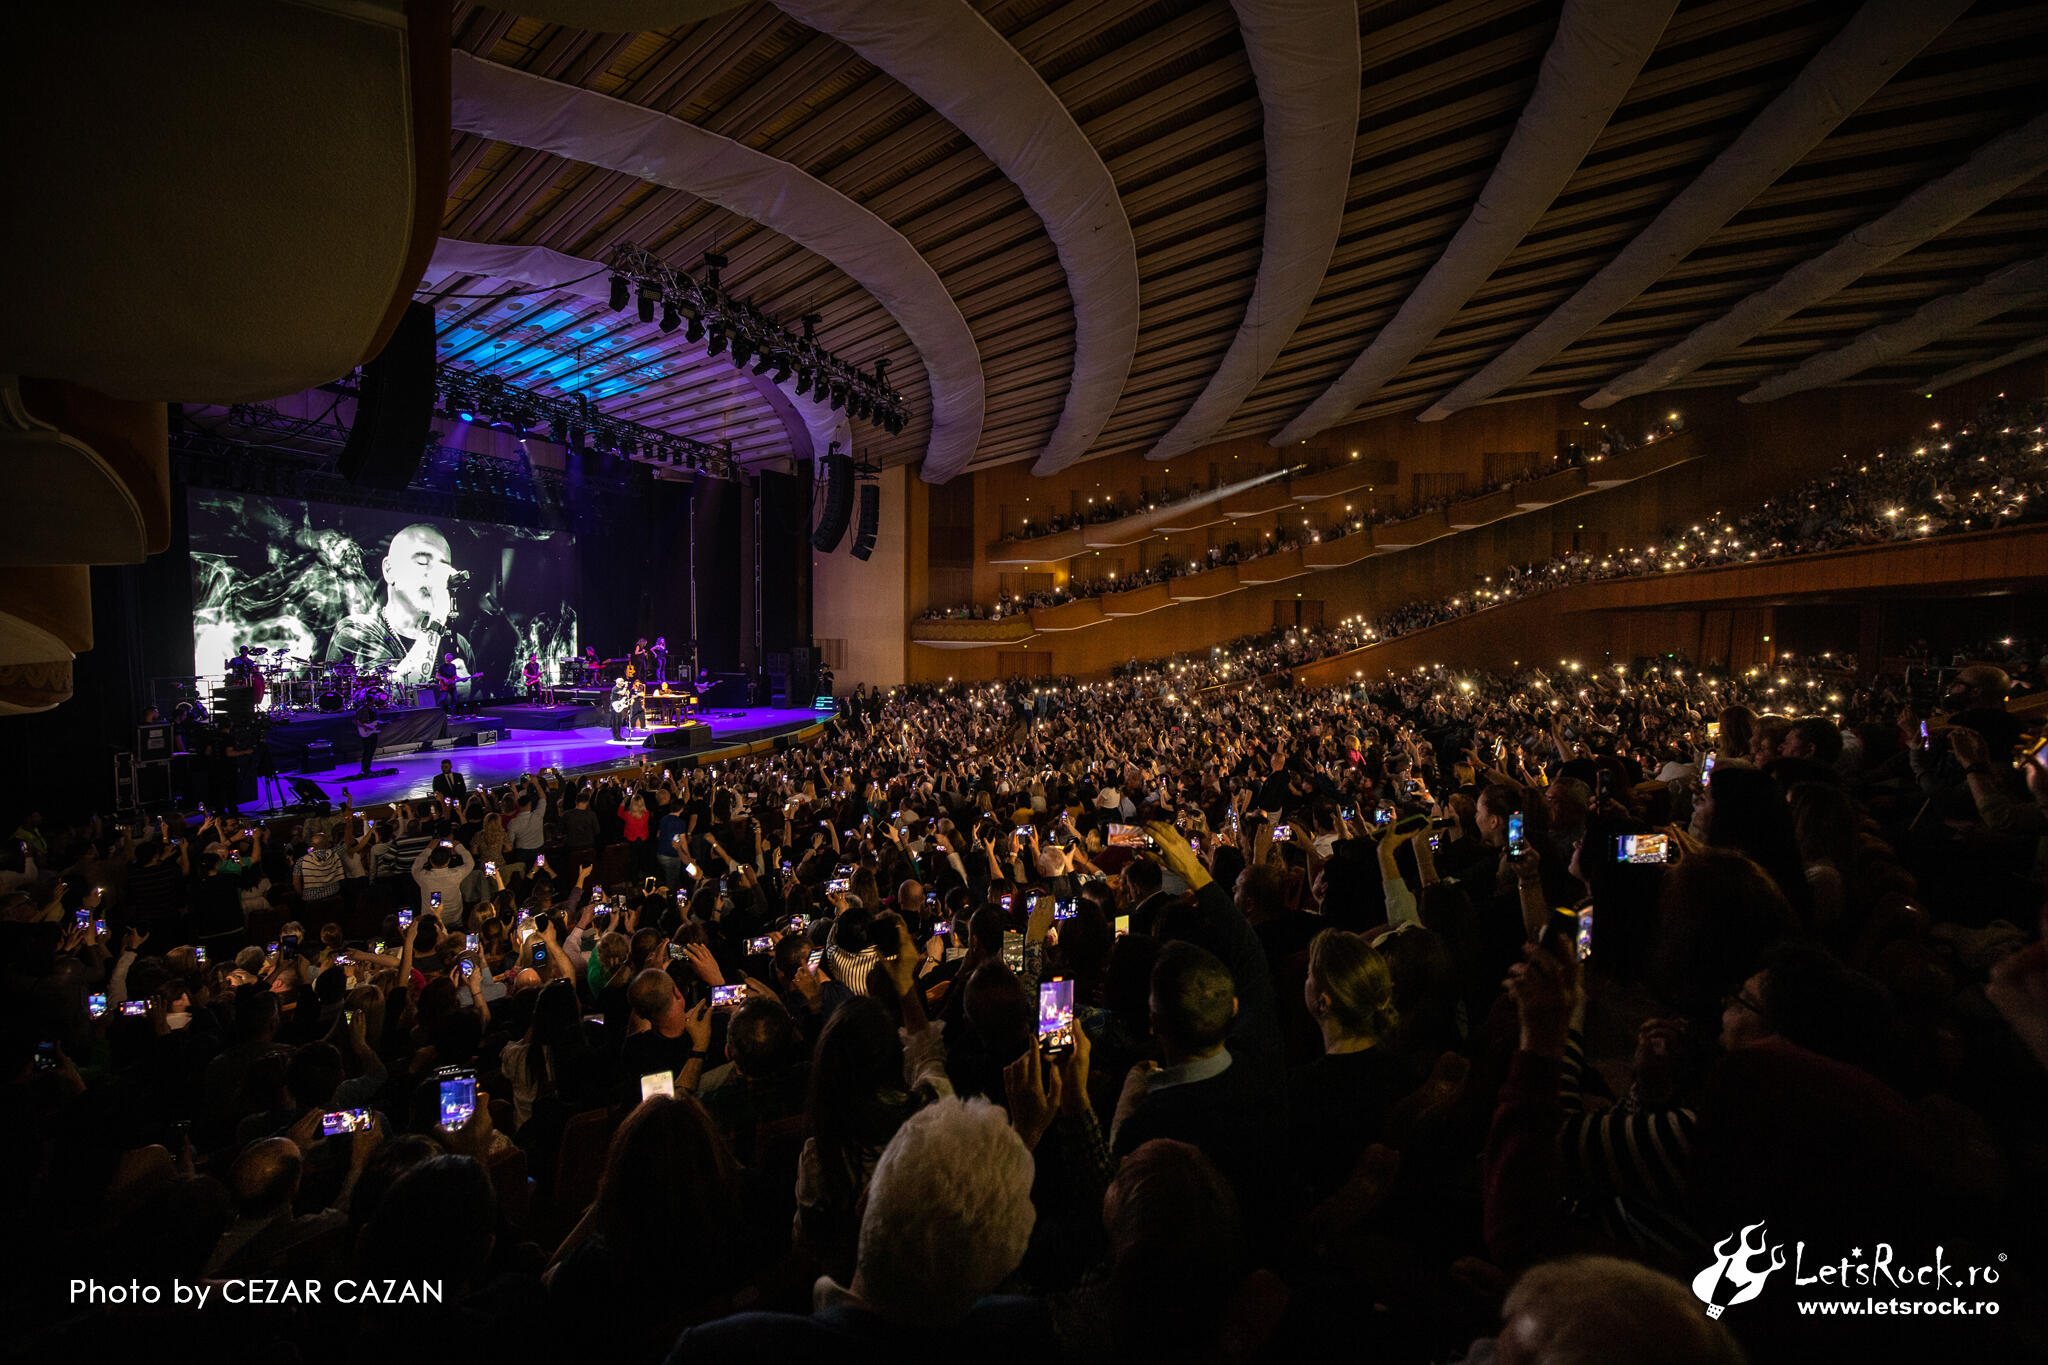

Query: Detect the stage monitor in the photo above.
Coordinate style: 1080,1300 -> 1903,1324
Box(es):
186,491 -> 579,700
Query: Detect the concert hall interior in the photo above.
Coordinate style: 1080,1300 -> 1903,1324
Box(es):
5,4 -> 2048,1362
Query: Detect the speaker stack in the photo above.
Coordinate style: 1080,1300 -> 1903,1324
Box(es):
339,300 -> 438,490
850,483 -> 880,561
811,451 -> 854,552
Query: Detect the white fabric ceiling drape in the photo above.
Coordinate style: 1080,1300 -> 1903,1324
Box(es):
1741,254 -> 2048,404
447,50 -> 986,480
1419,0 -> 1969,421
773,0 -> 1137,479
1274,0 -> 1673,445
1145,0 -> 1358,463
1587,112 -> 2048,408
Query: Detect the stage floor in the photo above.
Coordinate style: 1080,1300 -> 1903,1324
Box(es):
255,706 -> 827,814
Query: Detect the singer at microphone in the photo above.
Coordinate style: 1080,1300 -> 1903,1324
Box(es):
325,523 -> 475,687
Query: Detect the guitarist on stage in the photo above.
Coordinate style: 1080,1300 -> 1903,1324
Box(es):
609,676 -> 632,741
353,698 -> 383,776
433,652 -> 471,713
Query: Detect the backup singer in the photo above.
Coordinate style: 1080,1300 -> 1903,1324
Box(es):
522,652 -> 543,704
650,635 -> 669,682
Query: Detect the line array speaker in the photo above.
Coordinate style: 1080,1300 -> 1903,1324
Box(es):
850,482 -> 881,560
811,452 -> 854,552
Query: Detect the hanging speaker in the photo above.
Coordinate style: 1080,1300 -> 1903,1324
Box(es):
811,451 -> 854,552
850,482 -> 881,561
339,300 -> 438,489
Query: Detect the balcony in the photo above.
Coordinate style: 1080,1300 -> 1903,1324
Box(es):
1082,520 -> 1158,548
1220,479 -> 1297,518
1585,431 -> 1694,487
1236,545 -> 1307,584
986,528 -> 1085,565
1303,532 -> 1377,570
1099,581 -> 1176,616
1513,467 -> 1588,509
1030,597 -> 1108,632
1290,459 -> 1396,502
1168,564 -> 1243,600
1371,508 -> 1449,550
1446,487 -> 1517,530
910,617 -> 1039,650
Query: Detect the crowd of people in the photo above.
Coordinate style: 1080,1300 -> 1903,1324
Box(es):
6,598 -> 2047,1362
928,413 -> 1708,622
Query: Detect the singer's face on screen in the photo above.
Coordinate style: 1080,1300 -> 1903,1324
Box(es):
383,526 -> 455,624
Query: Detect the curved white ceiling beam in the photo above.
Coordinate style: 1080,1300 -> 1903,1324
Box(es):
1587,112 -> 2048,409
1741,255 -> 2048,404
1906,335 -> 2048,395
447,51 -> 986,480
425,237 -> 848,461
1419,0 -> 1969,422
505,2 -> 747,28
772,0 -> 1137,479
1146,0 -> 1359,462
1273,0 -> 1673,446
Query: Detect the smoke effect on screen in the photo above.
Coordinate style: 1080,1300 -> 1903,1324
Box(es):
187,491 -> 578,696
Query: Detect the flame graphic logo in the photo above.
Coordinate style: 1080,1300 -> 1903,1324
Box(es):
1691,1221 -> 1787,1319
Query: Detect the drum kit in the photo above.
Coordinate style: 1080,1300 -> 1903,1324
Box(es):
234,648 -> 417,715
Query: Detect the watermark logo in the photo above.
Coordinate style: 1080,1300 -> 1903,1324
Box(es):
1691,1220 -> 1787,1319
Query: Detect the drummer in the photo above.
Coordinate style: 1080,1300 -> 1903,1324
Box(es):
225,645 -> 257,680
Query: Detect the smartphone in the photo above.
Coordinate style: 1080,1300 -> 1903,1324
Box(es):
1053,897 -> 1077,921
1114,914 -> 1131,937
94,918 -> 106,937
667,943 -> 686,962
1014,825 -> 1034,840
1270,823 -> 1292,841
531,943 -> 547,966
1919,720 -> 1931,744
534,853 -> 546,868
999,892 -> 1014,912
1507,812 -> 1527,860
1614,832 -> 1672,865
1701,752 -> 1716,780
1376,802 -> 1395,826
2019,734 -> 2048,770
1001,930 -> 1026,973
827,875 -> 852,894
484,861 -> 496,876
193,945 -> 207,965
88,993 -> 107,1018
711,984 -> 746,1010
1576,905 -> 1594,962
437,1070 -> 478,1131
119,1000 -> 149,1017
1106,823 -> 1154,850
806,949 -> 825,972
279,934 -> 299,961
931,919 -> 952,936
34,1041 -> 60,1072
321,1108 -> 373,1137
398,908 -> 414,929
430,891 -> 442,909
1340,806 -> 1356,821
1037,977 -> 1076,1057
639,1071 -> 677,1102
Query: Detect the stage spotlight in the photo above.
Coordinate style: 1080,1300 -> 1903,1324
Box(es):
752,349 -> 776,376
659,297 -> 681,333
550,416 -> 569,445
706,324 -> 728,357
829,381 -> 847,411
684,314 -> 704,343
609,274 -> 630,311
731,336 -> 754,367
794,366 -> 813,395
637,284 -> 659,325
771,356 -> 793,384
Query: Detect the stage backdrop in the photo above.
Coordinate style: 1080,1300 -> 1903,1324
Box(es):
186,491 -> 578,696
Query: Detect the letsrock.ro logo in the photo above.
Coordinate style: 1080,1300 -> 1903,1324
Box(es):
1692,1221 -> 1787,1319
1692,1222 -> 2006,1319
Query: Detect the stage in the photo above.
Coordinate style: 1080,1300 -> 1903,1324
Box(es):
252,705 -> 829,814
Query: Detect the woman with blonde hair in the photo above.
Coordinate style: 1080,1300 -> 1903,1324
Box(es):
1290,928 -> 1420,1199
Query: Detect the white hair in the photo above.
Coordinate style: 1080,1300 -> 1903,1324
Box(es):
855,1095 -> 1036,1325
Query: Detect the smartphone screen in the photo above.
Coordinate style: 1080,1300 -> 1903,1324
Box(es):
711,984 -> 745,1009
639,1071 -> 677,1102
437,1073 -> 478,1131
119,999 -> 149,1017
748,935 -> 774,953
931,920 -> 951,936
88,993 -> 108,1018
1576,905 -> 1594,962
1053,898 -> 1077,921
1270,823 -> 1292,841
1114,914 -> 1130,937
806,949 -> 825,972
429,891 -> 442,908
1615,832 -> 1671,865
398,909 -> 413,929
827,876 -> 851,893
321,1108 -> 372,1137
1037,978 -> 1075,1055
1507,812 -> 1527,858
